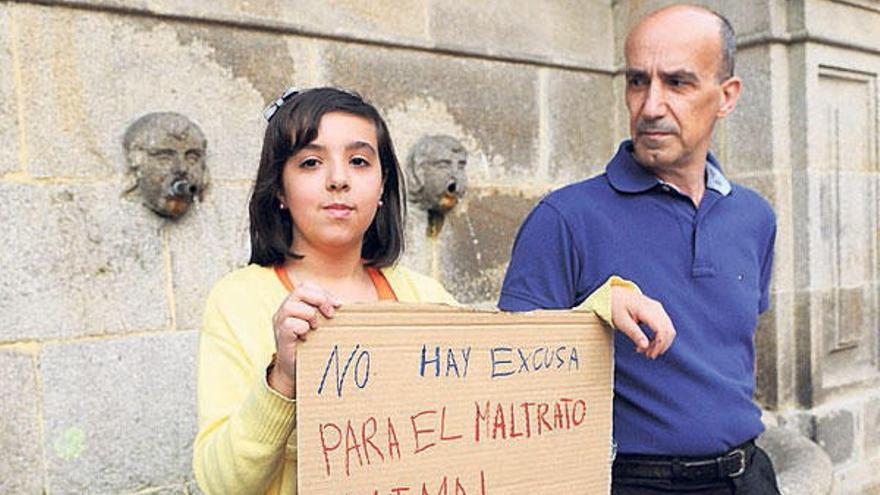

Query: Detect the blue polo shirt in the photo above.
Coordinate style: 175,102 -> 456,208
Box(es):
499,141 -> 776,456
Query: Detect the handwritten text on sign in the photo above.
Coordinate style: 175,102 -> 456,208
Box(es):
296,304 -> 613,494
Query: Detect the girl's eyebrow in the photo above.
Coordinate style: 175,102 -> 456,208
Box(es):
297,141 -> 377,154
347,141 -> 377,154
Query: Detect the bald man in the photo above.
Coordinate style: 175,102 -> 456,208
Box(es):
499,6 -> 780,494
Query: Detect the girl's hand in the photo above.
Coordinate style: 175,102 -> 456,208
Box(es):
268,282 -> 340,398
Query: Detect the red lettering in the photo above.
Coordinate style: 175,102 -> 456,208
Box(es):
391,488 -> 411,494
475,401 -> 491,442
520,402 -> 534,438
559,398 -> 574,429
345,420 -> 364,477
492,403 -> 507,439
553,402 -> 565,429
362,416 -> 384,465
440,405 -> 463,441
455,477 -> 468,495
319,422 -> 342,477
481,470 -> 488,495
509,402 -> 523,438
411,409 -> 437,454
537,402 -> 553,434
572,399 -> 587,426
387,417 -> 402,459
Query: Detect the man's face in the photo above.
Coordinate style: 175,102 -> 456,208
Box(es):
624,9 -> 730,172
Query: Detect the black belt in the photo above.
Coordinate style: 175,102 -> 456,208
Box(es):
613,441 -> 755,482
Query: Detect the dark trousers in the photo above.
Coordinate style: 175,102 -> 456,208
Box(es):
612,445 -> 781,495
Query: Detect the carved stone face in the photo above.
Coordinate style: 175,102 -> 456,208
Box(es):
124,112 -> 208,219
406,135 -> 468,214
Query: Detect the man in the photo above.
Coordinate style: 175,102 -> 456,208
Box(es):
499,5 -> 779,494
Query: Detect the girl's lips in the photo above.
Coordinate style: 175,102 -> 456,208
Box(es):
322,203 -> 354,218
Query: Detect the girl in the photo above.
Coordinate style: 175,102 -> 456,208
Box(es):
193,87 -> 456,494
192,86 -> 637,494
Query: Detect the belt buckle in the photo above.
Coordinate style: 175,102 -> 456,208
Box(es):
726,448 -> 746,478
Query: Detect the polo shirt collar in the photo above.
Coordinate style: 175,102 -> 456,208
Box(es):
606,140 -> 731,196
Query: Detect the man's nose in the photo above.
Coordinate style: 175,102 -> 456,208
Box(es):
641,81 -> 668,118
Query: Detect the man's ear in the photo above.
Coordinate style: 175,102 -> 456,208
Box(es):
717,76 -> 742,118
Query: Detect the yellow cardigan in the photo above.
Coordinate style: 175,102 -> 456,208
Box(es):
192,264 -> 619,495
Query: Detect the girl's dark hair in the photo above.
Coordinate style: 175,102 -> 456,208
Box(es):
248,87 -> 405,268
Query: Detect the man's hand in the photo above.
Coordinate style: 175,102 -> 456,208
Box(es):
611,285 -> 676,359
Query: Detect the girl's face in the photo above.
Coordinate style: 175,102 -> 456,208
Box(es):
280,112 -> 384,257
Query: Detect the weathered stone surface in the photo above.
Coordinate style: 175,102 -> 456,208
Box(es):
0,182 -> 168,342
430,0 -> 613,69
41,331 -> 198,494
777,410 -> 816,440
319,42 -> 540,183
612,0 -> 776,67
52,0 -> 431,46
796,286 -> 879,397
814,408 -> 856,464
0,349 -> 42,494
799,0 -> 880,53
187,480 -> 204,495
717,46 -> 775,176
757,426 -> 833,495
865,396 -> 880,457
14,4 -> 278,180
799,172 -> 878,290
169,183 -> 251,330
437,190 -> 541,304
545,70 -> 617,183
0,5 -> 19,175
754,293 -> 779,408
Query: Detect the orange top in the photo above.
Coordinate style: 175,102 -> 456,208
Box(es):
273,264 -> 397,301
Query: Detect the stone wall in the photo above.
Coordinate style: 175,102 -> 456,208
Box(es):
0,0 -> 877,493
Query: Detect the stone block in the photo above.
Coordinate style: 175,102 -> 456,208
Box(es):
865,396 -> 880,457
169,183 -> 251,330
754,293 -> 778,408
41,331 -> 198,494
319,42 -> 540,183
757,425 -> 833,495
436,190 -> 540,304
0,349 -> 42,494
612,0 -> 775,67
801,0 -> 880,54
718,45 -> 775,176
814,408 -> 856,464
776,410 -> 816,440
799,172 -> 878,290
14,4 -> 291,180
0,182 -> 169,342
0,5 -> 19,175
429,0 -> 613,69
792,289 -> 815,407
545,70 -> 617,183
809,286 -> 879,394
53,0 -> 431,46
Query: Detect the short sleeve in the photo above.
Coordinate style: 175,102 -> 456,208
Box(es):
498,201 -> 581,311
758,222 -> 776,314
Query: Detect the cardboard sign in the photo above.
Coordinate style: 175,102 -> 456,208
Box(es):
296,303 -> 613,494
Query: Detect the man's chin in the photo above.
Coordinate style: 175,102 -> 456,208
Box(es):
633,145 -> 665,167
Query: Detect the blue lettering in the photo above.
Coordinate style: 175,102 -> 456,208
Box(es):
420,345 -> 441,377
461,347 -> 471,378
445,348 -> 460,377
491,347 -> 515,378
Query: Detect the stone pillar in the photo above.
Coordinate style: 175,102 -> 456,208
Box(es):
611,1 -> 880,492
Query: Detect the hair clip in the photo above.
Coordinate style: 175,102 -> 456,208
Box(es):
262,86 -> 300,122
